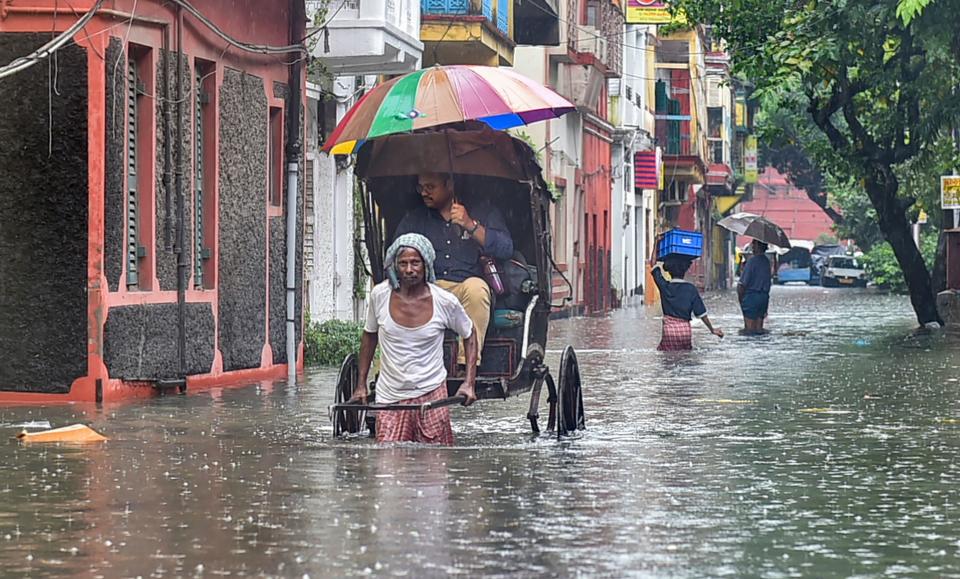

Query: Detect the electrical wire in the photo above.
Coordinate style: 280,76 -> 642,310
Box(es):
62,0 -> 105,59
168,0 -> 304,54
0,0 -> 305,83
0,0 -> 105,80
302,0 -> 351,43
518,0 -> 841,61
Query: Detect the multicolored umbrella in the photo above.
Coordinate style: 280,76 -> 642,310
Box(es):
323,65 -> 575,155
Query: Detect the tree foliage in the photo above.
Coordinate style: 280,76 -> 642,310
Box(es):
305,319 -> 364,366
676,0 -> 960,324
861,231 -> 938,292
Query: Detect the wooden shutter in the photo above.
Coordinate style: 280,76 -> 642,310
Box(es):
194,69 -> 204,288
304,158 -> 315,274
126,58 -> 140,288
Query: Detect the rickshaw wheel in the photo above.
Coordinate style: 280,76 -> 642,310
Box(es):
557,345 -> 585,438
333,354 -> 365,437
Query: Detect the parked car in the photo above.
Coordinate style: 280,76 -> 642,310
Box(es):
821,255 -> 868,287
811,243 -> 848,284
775,245 -> 814,284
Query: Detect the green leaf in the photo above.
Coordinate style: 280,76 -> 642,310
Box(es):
896,0 -> 932,25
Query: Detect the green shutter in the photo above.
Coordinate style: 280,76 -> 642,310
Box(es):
194,69 -> 204,288
126,58 -> 139,288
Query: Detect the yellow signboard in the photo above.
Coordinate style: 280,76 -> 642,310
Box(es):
735,101 -> 746,128
744,135 -> 758,184
943,176 -> 960,209
625,0 -> 673,24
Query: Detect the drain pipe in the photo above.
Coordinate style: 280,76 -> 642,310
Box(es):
285,1 -> 305,379
161,20 -> 173,251
175,5 -> 188,384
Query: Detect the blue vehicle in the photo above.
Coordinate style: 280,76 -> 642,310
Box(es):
775,245 -> 814,284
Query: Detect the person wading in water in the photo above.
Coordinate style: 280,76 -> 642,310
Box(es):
650,244 -> 724,351
351,233 -> 478,444
738,239 -> 772,335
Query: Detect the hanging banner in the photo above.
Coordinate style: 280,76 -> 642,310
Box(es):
625,0 -> 672,24
942,176 -> 960,209
634,150 -> 659,190
744,135 -> 758,184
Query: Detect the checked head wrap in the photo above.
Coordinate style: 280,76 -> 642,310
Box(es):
384,233 -> 436,289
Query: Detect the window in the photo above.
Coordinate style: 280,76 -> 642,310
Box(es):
194,60 -> 215,289
317,95 -> 338,147
661,179 -> 687,204
707,107 -> 724,164
269,106 -> 284,207
657,40 -> 689,64
553,186 -> 567,258
125,46 -> 153,290
707,107 -> 722,139
711,140 -> 724,164
585,0 -> 599,26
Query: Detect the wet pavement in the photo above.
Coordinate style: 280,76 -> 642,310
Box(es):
3,286 -> 960,577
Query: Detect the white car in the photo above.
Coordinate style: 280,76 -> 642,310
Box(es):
821,255 -> 868,287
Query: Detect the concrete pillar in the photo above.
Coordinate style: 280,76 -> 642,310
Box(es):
937,290 -> 960,326
947,228 -> 960,291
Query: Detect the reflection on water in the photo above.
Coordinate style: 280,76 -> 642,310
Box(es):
2,287 -> 960,577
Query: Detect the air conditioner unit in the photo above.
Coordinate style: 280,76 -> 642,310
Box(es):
608,78 -> 621,97
706,76 -> 722,108
575,27 -> 607,62
575,27 -> 596,54
557,63 -> 604,109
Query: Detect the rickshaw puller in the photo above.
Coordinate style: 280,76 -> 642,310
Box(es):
351,233 -> 478,444
394,172 -> 514,370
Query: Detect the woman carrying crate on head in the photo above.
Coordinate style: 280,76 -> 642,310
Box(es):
650,231 -> 724,351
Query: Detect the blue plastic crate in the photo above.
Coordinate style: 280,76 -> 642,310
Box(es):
659,229 -> 703,259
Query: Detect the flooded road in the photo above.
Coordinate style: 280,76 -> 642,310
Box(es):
3,287 -> 960,577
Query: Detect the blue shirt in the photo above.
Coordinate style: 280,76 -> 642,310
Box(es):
739,254 -> 772,294
653,266 -> 707,321
394,203 -> 513,283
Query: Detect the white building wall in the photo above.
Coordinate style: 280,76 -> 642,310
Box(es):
305,79 -> 362,324
611,24 -> 656,304
513,46 -> 584,310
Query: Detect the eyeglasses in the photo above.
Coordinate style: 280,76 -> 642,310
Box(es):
416,182 -> 440,194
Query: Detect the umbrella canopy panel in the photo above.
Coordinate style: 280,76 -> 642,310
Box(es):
718,212 -> 792,249
325,65 -> 574,155
355,124 -> 541,181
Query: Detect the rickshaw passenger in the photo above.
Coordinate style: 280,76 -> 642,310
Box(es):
352,233 -> 478,444
394,172 -> 514,368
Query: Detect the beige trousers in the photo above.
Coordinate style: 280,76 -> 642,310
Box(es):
435,277 -> 491,364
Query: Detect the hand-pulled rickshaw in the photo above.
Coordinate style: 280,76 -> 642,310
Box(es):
328,123 -> 585,439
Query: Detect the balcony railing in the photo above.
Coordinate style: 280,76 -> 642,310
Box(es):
662,134 -> 692,156
421,0 -> 509,35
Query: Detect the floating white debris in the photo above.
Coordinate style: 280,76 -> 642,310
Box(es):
1,421 -> 52,429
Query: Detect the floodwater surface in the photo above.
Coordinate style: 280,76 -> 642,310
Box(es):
3,287 -> 960,577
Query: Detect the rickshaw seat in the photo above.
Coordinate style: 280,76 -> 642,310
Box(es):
441,252 -> 536,379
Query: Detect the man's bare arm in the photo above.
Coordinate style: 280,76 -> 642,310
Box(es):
352,331 -> 379,402
455,330 -> 479,406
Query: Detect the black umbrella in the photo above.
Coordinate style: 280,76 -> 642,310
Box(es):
718,212 -> 791,249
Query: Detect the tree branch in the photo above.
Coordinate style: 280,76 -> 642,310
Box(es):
807,88 -> 850,153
